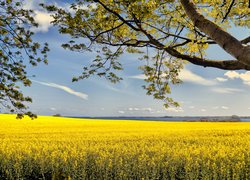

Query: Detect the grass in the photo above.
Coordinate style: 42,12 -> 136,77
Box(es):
0,114 -> 250,179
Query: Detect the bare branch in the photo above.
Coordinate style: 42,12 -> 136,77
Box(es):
142,22 -> 191,41
93,22 -> 125,41
94,0 -> 140,31
222,0 -> 235,22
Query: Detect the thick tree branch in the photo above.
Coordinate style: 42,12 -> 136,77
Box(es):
242,36 -> 250,44
93,0 -> 250,71
175,36 -> 250,46
173,36 -> 250,47
180,0 -> 250,66
165,47 -> 250,70
131,17 -> 250,70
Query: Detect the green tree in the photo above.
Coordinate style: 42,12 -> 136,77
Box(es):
0,0 -> 49,118
44,0 -> 249,108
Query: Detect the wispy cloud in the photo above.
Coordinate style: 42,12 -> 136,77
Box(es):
221,106 -> 229,110
118,110 -> 125,114
127,107 -> 153,112
50,107 -> 56,111
215,77 -> 228,82
179,69 -> 216,86
212,87 -> 243,94
212,106 -> 229,110
122,107 -> 183,114
129,74 -> 146,80
130,69 -> 216,86
94,79 -> 131,95
105,85 -> 121,92
33,80 -> 88,100
128,107 -> 140,111
212,106 -> 219,109
165,107 -> 184,113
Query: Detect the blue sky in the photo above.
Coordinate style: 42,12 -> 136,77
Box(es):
20,0 -> 250,117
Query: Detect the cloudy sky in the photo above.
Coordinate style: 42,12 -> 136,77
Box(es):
19,0 -> 250,117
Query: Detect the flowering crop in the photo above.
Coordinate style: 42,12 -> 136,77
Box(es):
0,114 -> 249,179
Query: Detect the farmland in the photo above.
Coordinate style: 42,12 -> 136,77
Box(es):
0,114 -> 250,179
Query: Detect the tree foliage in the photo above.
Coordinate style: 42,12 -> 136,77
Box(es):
44,0 -> 250,108
0,0 -> 49,118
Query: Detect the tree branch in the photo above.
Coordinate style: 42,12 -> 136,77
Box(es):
92,22 -> 125,41
241,36 -> 250,44
94,0 -> 140,31
93,0 -> 250,70
180,0 -> 250,65
131,16 -> 250,70
165,47 -> 250,70
222,0 -> 235,22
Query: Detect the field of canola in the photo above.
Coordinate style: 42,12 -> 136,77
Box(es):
0,114 -> 250,179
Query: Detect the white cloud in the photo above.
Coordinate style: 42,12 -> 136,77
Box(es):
239,72 -> 250,85
216,77 -> 228,82
23,0 -> 44,10
89,3 -> 98,9
130,68 -> 216,86
129,74 -> 146,80
127,107 -> 153,112
23,1 -> 98,33
142,107 -> 153,112
212,106 -> 219,109
40,2 -> 97,17
23,0 -> 53,33
31,11 -> 54,33
224,71 -> 240,79
165,107 -> 184,113
179,69 -> 216,86
50,107 -> 56,111
224,71 -> 250,86
100,81 -> 130,94
33,80 -> 88,100
212,106 -> 229,110
201,109 -> 206,112
65,2 -> 97,12
212,87 -> 243,94
128,107 -> 140,111
105,85 -> 120,92
118,110 -> 125,114
221,106 -> 229,110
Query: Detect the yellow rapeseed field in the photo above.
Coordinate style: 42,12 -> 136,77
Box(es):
0,114 -> 250,179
